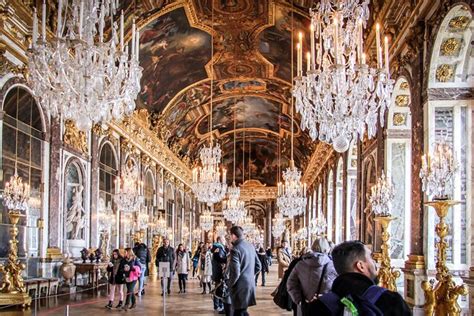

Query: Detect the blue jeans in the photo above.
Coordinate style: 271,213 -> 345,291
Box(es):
213,295 -> 223,310
138,262 -> 146,294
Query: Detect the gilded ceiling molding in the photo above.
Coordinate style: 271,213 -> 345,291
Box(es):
436,64 -> 455,82
109,110 -> 192,186
440,38 -> 462,56
302,142 -> 334,187
239,180 -> 277,201
63,120 -> 88,154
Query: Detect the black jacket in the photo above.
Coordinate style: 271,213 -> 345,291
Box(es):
107,258 -> 126,285
310,273 -> 412,315
211,243 -> 227,282
257,252 -> 269,273
156,246 -> 175,271
133,243 -> 151,265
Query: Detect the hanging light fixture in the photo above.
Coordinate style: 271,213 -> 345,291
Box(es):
369,171 -> 395,217
309,211 -> 327,236
200,207 -> 214,232
222,106 -> 246,223
215,221 -> 227,237
293,1 -> 394,152
114,161 -> 143,213
272,212 -> 286,238
191,2 -> 227,205
277,14 -> 307,219
28,0 -> 142,131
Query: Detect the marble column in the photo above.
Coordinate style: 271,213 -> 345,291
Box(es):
47,118 -> 62,250
89,131 -> 100,248
401,22 -> 427,314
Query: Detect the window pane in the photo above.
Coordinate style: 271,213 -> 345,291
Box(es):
460,107 -> 467,264
16,91 -> 32,127
2,125 -> 16,158
17,131 -> 31,162
3,88 -> 18,117
30,137 -> 42,168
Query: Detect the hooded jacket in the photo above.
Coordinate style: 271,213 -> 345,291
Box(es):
286,251 -> 337,304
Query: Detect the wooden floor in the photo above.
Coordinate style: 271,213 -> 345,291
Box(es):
2,263 -> 292,316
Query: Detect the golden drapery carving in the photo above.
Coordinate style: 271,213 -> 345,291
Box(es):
64,120 -> 88,154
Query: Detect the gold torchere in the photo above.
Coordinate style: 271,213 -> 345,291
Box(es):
0,211 -> 32,308
149,235 -> 162,276
374,216 -> 400,292
422,200 -> 468,316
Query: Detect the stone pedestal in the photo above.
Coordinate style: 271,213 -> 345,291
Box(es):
402,255 -> 426,315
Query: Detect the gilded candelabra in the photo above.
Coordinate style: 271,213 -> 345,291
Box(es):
422,200 -> 468,316
374,216 -> 400,292
149,234 -> 162,276
0,211 -> 32,307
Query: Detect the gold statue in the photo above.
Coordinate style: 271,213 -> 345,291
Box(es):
0,211 -> 32,308
422,200 -> 468,316
149,235 -> 162,276
374,216 -> 400,292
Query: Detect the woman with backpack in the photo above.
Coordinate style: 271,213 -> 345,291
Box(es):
105,249 -> 126,309
286,238 -> 338,316
122,248 -> 141,310
175,243 -> 190,293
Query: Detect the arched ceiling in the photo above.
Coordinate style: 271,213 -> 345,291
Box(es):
133,0 -> 316,186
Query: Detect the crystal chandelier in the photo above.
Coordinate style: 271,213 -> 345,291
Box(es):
420,142 -> 459,200
136,209 -> 149,230
153,214 -> 167,236
309,213 -> 327,236
241,215 -> 255,233
369,171 -> 395,217
295,227 -> 308,241
28,0 -> 142,131
272,212 -> 286,238
215,221 -> 227,237
114,163 -> 143,213
182,225 -> 190,241
97,198 -> 115,231
2,171 -> 30,212
192,227 -> 202,240
293,1 -> 394,152
277,161 -> 307,218
192,144 -> 227,205
200,208 -> 214,232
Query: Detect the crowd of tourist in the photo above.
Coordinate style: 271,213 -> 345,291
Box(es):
103,228 -> 412,315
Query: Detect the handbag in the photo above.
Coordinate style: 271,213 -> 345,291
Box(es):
213,281 -> 229,300
301,263 -> 329,314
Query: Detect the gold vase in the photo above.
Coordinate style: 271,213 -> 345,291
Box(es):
0,211 -> 32,308
422,200 -> 468,316
374,216 -> 400,292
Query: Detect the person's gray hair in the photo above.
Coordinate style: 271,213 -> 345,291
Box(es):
311,237 -> 331,254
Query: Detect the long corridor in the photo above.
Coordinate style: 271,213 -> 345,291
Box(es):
4,264 -> 291,316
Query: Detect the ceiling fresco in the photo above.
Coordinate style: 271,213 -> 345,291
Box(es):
134,1 -> 316,186
138,7 -> 211,113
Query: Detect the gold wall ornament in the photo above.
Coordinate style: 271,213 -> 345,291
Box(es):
393,113 -> 407,126
448,16 -> 470,31
400,81 -> 409,90
63,120 -> 88,154
395,95 -> 410,107
422,200 -> 468,316
0,211 -> 32,308
436,64 -> 455,83
374,216 -> 400,292
441,38 -> 462,56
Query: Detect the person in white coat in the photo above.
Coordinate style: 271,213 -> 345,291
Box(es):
175,244 -> 190,293
198,243 -> 213,294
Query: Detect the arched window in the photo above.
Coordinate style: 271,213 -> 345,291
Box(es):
99,143 -> 117,248
144,170 -> 155,209
2,86 -> 44,257
346,143 -> 358,240
385,78 -> 412,263
327,170 -> 334,240
165,182 -> 174,233
426,5 -> 472,269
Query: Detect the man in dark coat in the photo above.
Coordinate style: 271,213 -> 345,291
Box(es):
211,236 -> 227,313
133,242 -> 151,296
156,238 -> 175,295
227,226 -> 261,316
311,240 -> 411,315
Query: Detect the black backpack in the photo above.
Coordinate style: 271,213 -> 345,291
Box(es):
272,257 -> 301,311
318,285 -> 387,316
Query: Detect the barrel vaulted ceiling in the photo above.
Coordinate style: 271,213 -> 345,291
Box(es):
128,0 -> 317,186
